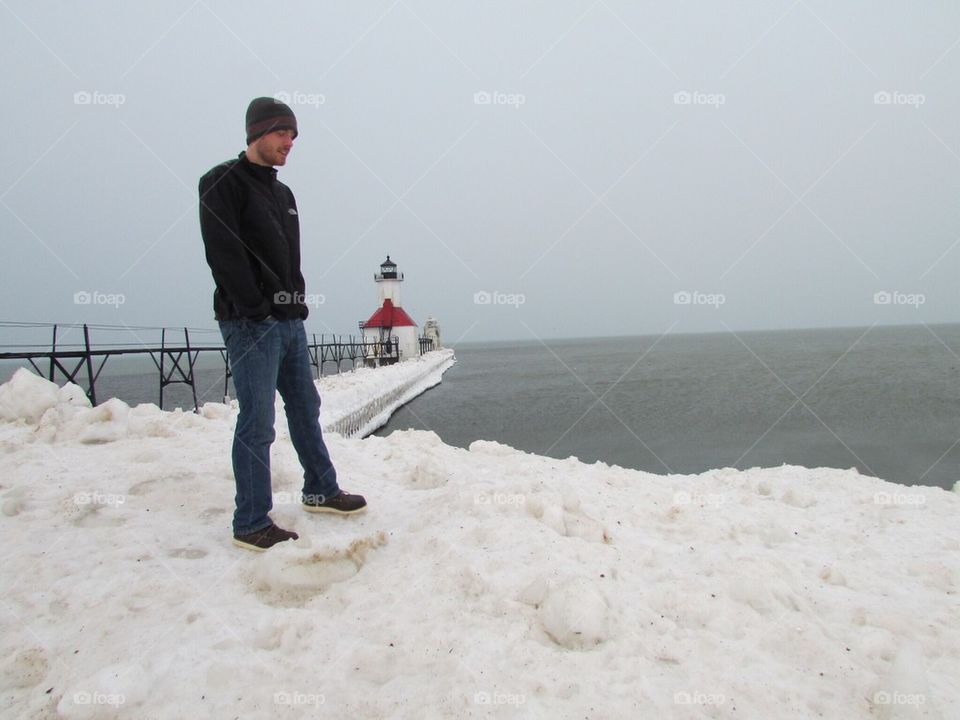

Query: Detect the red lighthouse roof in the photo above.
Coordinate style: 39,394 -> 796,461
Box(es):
362,298 -> 417,329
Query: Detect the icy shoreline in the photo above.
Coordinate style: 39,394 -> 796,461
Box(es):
317,349 -> 456,438
0,357 -> 958,719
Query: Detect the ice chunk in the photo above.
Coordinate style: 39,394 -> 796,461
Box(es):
540,577 -> 610,649
0,368 -> 60,423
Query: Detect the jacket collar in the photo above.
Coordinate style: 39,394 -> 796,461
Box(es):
237,151 -> 277,182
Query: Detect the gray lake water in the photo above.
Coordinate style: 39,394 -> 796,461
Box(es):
375,324 -> 960,490
5,324 -> 958,490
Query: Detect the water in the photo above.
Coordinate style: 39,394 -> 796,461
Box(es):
375,325 -> 960,490
5,324 -> 958,490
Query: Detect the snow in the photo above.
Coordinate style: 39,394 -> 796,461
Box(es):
1,357 -> 958,719
313,350 -> 456,438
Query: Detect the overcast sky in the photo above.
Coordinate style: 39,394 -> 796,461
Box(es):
2,1 -> 960,345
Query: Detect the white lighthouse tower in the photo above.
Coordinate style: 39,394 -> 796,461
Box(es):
376,255 -> 403,305
361,256 -> 419,364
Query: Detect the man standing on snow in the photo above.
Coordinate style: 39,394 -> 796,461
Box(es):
198,97 -> 366,551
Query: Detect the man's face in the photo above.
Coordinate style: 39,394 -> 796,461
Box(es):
250,128 -> 295,167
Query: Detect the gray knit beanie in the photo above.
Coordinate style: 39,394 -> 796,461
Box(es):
245,97 -> 298,145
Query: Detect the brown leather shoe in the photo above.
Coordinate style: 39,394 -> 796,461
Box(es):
302,490 -> 367,515
233,523 -> 299,551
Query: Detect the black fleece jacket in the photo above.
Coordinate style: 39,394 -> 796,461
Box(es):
198,152 -> 308,321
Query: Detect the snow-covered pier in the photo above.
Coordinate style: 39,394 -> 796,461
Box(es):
1,352 -> 958,719
319,348 -> 455,438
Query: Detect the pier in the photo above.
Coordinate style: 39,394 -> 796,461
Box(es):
0,322 -> 434,412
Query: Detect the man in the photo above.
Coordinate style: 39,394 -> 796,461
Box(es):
198,97 -> 366,552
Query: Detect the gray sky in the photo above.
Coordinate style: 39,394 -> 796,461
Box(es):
2,1 -> 960,344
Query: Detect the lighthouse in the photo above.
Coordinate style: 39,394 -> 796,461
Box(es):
360,256 -> 419,364
375,255 -> 403,305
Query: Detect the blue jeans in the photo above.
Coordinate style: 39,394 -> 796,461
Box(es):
219,317 -> 339,535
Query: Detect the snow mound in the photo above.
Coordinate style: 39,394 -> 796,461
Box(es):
1,364 -> 959,718
0,368 -> 89,423
468,439 -> 518,456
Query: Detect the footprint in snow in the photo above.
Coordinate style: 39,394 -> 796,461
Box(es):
251,531 -> 388,608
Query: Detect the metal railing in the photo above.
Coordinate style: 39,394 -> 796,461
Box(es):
0,322 -> 433,411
